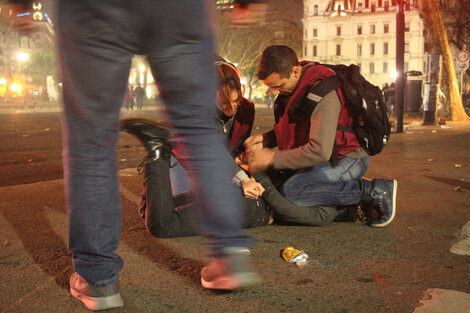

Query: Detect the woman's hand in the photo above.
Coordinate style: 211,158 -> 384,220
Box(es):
241,177 -> 265,200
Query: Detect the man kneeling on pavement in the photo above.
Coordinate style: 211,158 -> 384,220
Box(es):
244,45 -> 397,228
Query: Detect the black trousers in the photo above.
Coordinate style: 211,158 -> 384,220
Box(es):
140,158 -> 271,238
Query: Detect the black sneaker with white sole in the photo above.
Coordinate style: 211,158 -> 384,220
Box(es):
369,179 -> 397,227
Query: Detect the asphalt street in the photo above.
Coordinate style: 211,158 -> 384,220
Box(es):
0,102 -> 470,312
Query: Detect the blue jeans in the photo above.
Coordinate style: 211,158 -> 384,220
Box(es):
281,156 -> 371,207
58,0 -> 251,287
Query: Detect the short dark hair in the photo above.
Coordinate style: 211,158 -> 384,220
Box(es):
256,45 -> 299,80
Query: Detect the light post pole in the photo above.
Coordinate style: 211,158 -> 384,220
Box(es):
395,0 -> 405,133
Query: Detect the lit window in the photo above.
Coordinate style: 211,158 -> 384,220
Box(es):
384,0 -> 389,11
358,25 -> 362,35
370,43 -> 375,55
371,1 -> 376,12
371,24 -> 376,34
384,42 -> 388,55
336,44 -> 341,56
313,28 -> 318,37
313,45 -> 318,57
337,26 -> 341,36
314,5 -> 318,16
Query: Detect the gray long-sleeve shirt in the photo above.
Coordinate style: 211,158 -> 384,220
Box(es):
264,90 -> 366,170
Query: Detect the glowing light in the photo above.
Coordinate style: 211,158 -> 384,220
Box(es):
33,12 -> 43,21
10,83 -> 22,94
391,71 -> 398,80
32,2 -> 42,10
16,52 -> 29,62
0,78 -> 7,85
139,65 -> 146,72
240,77 -> 247,85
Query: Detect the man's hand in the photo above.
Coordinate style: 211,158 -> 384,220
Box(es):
241,177 -> 265,199
244,134 -> 263,152
248,148 -> 275,173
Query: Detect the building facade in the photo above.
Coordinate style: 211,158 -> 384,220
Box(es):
302,0 -> 425,87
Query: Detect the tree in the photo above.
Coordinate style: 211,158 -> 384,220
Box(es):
215,1 -> 302,101
437,0 -> 470,50
0,7 -> 17,102
418,0 -> 469,121
24,39 -> 56,99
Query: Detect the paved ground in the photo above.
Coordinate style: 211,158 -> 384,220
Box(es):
1,100 -> 470,312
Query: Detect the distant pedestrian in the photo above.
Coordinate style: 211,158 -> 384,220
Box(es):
125,85 -> 135,110
134,84 -> 145,110
386,82 -> 396,115
382,83 -> 389,103
265,88 -> 275,109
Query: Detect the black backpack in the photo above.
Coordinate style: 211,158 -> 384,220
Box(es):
296,63 -> 392,156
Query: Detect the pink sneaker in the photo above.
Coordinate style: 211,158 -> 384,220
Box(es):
201,247 -> 260,290
70,272 -> 123,311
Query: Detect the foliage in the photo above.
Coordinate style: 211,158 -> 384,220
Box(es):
215,2 -> 302,100
23,39 -> 56,87
437,0 -> 470,51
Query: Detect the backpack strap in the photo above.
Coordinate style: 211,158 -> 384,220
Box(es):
288,75 -> 342,119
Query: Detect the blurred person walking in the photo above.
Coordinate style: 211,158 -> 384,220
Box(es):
51,0 -> 262,311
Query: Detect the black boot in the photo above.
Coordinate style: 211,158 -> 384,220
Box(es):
121,117 -> 173,161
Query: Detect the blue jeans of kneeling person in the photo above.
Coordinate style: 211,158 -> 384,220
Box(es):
281,156 -> 370,207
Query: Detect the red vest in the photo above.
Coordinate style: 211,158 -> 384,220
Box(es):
274,61 -> 360,159
230,98 -> 254,155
